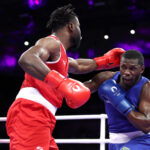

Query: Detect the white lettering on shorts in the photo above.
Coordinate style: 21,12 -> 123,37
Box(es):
36,146 -> 43,150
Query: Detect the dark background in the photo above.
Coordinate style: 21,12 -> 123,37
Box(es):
0,0 -> 150,149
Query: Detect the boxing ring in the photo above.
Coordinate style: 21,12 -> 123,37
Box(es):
0,114 -> 110,150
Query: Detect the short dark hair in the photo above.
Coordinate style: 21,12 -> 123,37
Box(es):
46,4 -> 77,32
122,50 -> 144,66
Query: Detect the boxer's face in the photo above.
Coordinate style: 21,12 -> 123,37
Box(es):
70,17 -> 82,49
120,57 -> 144,88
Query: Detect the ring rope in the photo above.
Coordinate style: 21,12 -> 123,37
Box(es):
0,114 -> 109,150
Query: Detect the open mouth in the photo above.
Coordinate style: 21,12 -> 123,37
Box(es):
123,78 -> 132,84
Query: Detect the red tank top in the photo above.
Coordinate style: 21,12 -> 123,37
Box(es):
21,35 -> 69,108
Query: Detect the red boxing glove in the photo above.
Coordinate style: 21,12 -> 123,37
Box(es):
94,48 -> 125,70
59,78 -> 91,109
44,70 -> 91,109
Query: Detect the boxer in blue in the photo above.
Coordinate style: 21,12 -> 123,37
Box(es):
84,50 -> 150,150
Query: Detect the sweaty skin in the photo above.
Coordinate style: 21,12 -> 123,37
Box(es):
18,17 -> 97,81
84,58 -> 150,133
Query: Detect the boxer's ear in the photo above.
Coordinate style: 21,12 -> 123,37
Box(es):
67,22 -> 75,33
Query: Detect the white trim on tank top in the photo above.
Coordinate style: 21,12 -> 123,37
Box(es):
16,87 -> 57,115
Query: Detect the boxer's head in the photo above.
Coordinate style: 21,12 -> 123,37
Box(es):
46,4 -> 82,49
120,50 -> 144,88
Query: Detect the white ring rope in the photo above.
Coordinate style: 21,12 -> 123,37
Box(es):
0,114 -> 110,150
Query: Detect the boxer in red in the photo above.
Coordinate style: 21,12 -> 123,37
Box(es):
6,4 -> 124,150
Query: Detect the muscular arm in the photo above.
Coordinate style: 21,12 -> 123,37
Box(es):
18,37 -> 61,81
68,57 -> 97,74
68,48 -> 125,74
18,37 -> 92,108
127,81 -> 150,133
84,71 -> 115,93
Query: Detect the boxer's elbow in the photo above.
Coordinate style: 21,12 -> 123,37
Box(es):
141,124 -> 150,134
18,54 -> 27,67
18,53 -> 32,70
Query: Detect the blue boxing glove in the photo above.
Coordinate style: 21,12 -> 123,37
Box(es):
98,79 -> 134,116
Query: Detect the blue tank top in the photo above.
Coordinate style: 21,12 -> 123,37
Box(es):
98,71 -> 149,133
